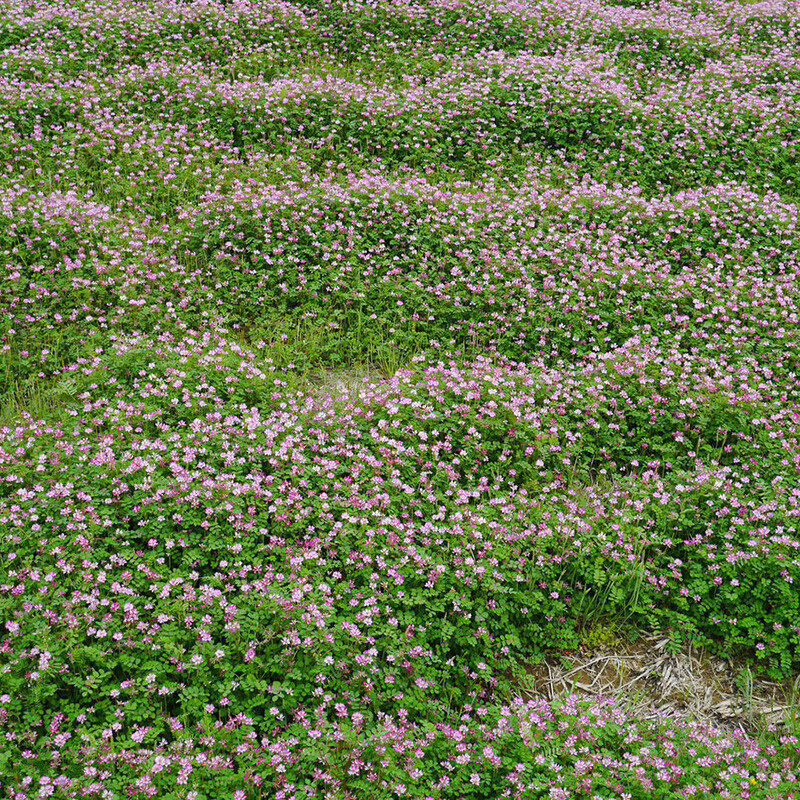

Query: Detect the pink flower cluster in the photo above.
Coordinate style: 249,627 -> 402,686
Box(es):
1,0 -> 799,797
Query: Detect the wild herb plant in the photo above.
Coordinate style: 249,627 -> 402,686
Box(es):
1,0 -> 800,797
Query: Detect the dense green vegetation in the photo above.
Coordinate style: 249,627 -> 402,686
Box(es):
1,0 -> 800,797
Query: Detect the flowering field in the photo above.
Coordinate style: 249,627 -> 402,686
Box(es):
2,0 -> 800,797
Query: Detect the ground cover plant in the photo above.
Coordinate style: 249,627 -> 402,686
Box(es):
1,0 -> 800,797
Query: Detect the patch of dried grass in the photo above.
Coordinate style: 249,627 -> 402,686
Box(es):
311,367 -> 386,398
518,633 -> 799,735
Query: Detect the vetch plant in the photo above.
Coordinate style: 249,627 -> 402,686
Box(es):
1,0 -> 800,797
